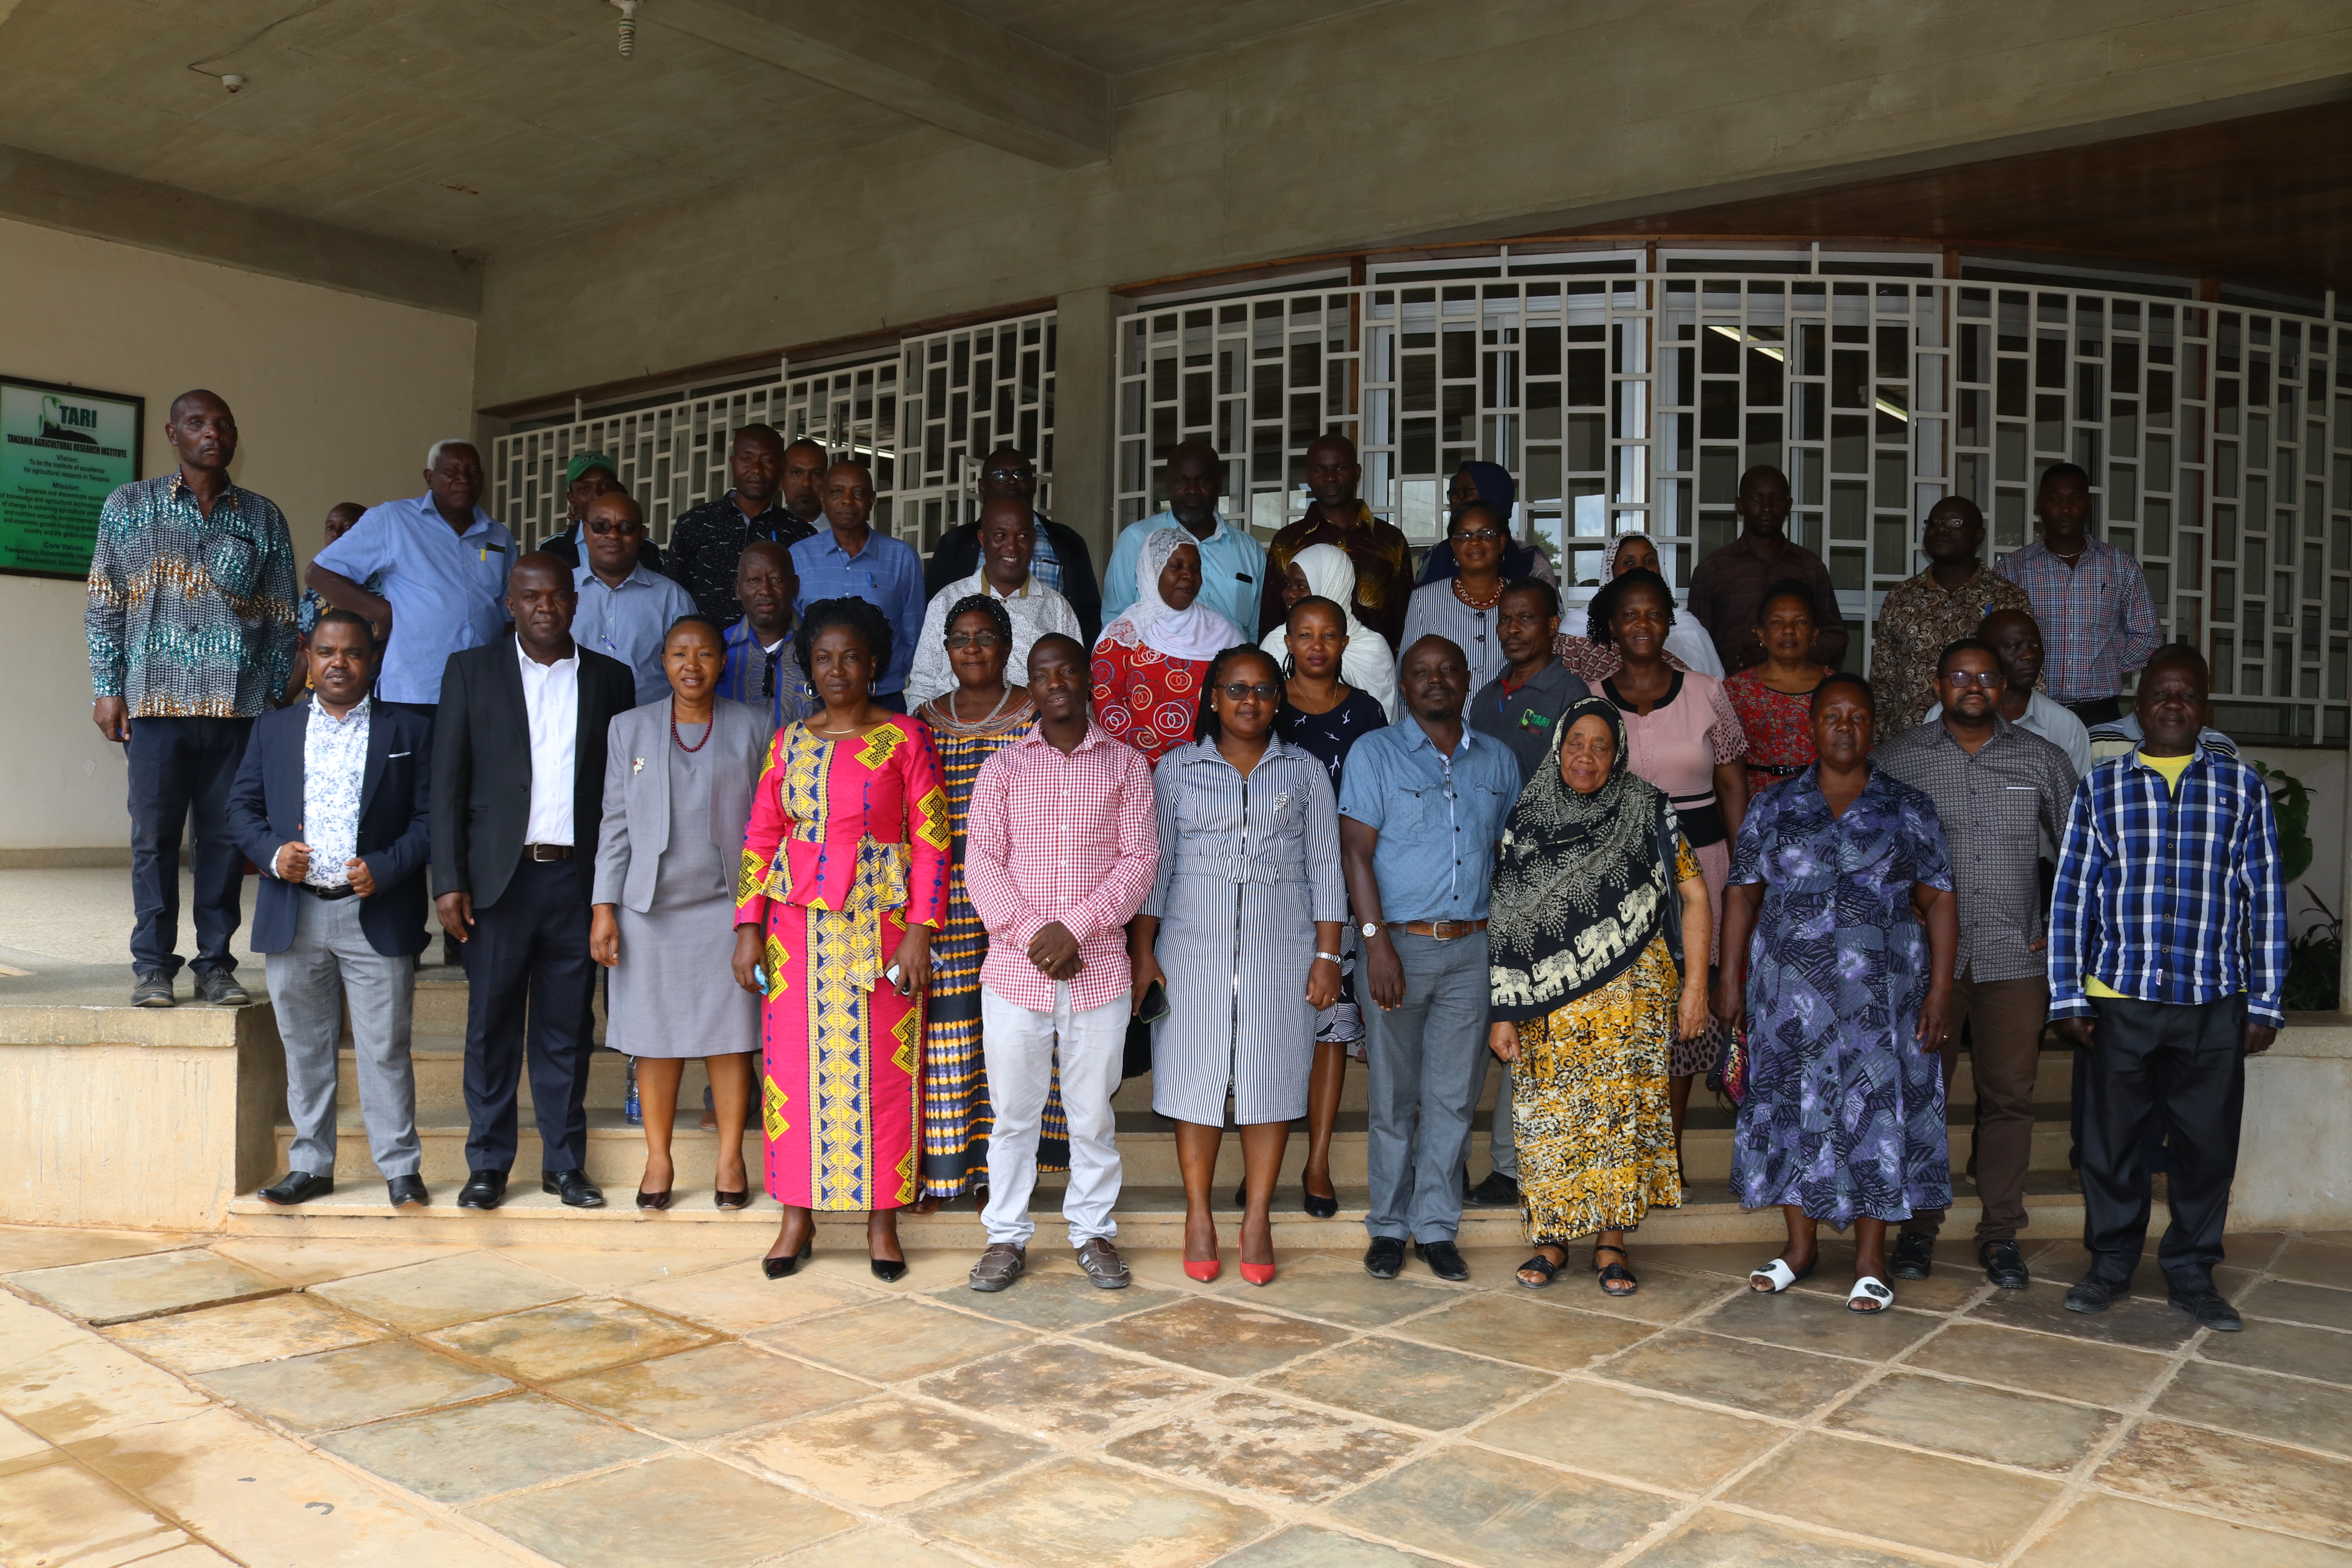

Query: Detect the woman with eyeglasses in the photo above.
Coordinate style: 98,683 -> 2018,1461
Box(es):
1091,528 -> 1240,768
1131,646 -> 1346,1284
1399,502 -> 1515,696
904,498 -> 1082,710
912,594 -> 1067,1209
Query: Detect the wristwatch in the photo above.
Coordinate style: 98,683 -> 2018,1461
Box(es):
1359,920 -> 1383,940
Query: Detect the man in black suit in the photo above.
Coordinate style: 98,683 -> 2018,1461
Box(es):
922,446 -> 1102,646
228,610 -> 434,1210
431,553 -> 635,1210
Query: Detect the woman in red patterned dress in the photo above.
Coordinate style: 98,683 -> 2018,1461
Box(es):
1721,580 -> 1832,798
1091,529 -> 1243,766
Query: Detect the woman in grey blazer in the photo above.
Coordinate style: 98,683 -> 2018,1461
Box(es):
1131,646 -> 1346,1286
591,617 -> 769,1210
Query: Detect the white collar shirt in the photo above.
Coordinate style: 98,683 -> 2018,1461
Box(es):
299,695 -> 372,887
517,637 -> 581,845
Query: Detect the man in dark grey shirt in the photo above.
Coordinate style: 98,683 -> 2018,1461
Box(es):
1875,637 -> 2076,1292
1462,577 -> 1590,1208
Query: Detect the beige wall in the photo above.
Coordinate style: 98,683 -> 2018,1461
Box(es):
0,217 -> 476,850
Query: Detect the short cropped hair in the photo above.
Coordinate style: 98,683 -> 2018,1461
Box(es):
795,596 -> 893,682
1936,637 -> 1999,677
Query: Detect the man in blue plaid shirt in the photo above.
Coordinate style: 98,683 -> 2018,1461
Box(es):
2047,645 -> 2286,1332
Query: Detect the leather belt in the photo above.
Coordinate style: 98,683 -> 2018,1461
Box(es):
1390,918 -> 1487,940
523,843 -> 575,861
297,882 -> 357,902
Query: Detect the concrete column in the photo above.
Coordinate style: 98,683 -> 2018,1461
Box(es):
1051,286 -> 1118,561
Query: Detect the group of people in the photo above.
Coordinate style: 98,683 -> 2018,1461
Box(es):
87,390 -> 2281,1329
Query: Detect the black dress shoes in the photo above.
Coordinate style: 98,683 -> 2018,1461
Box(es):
1364,1236 -> 1405,1279
387,1175 -> 430,1209
1415,1239 -> 1470,1281
1301,1183 -> 1339,1220
762,1237 -> 813,1279
2065,1276 -> 2129,1314
2169,1286 -> 2244,1331
1890,1231 -> 1936,1280
258,1171 -> 334,1206
543,1170 -> 606,1208
1980,1239 -> 2031,1290
1464,1171 -> 1520,1208
457,1170 -> 509,1210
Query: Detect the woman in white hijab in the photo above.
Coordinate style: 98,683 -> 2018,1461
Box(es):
1558,532 -> 1725,684
1258,543 -> 1398,720
1093,527 -> 1243,767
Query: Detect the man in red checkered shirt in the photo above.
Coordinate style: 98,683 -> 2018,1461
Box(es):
962,633 -> 1160,1293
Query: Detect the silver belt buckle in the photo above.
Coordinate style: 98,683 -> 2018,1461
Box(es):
1430,919 -> 1462,942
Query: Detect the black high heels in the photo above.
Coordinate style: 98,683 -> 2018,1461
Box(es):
713,1188 -> 750,1210
1302,1183 -> 1339,1219
762,1236 -> 813,1279
870,1255 -> 907,1283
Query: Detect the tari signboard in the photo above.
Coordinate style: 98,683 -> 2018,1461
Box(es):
0,375 -> 143,579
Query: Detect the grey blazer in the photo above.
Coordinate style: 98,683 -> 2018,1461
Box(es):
593,697 -> 769,912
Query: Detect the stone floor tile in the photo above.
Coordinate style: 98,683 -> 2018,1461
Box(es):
1076,1296 -> 1353,1377
1104,1389 -> 1418,1504
1898,1320 -> 2172,1408
116,1546 -> 240,1566
1472,1379 -> 1784,1493
0,1453 -> 192,1567
756,1296 -> 1033,1382
480,1245 -> 735,1291
2198,1320 -> 2352,1387
71,1405 -> 526,1568
1723,1430 -> 2062,1559
1699,1289 -> 1942,1362
1963,1277 -> 2201,1350
0,1412 -> 45,1468
205,1237 -> 472,1289
790,1249 -> 971,1295
1631,1507 -> 1947,1566
1218,1524 -> 1446,1565
1392,1293 -> 1654,1372
0,1286 -> 87,1361
771,1527 -> 992,1567
2096,1417 -> 2352,1543
1823,1370 -> 2121,1472
468,1450 -> 855,1568
104,1292 -> 386,1375
621,1258 -> 876,1334
198,1338 -> 512,1433
917,1339 -> 1214,1439
2270,1240 -> 2352,1292
2154,1359 -> 2352,1458
7,1248 -> 282,1326
0,1336 -> 214,1443
1207,1267 -> 1457,1330
1624,1241 -> 1785,1279
1788,1259 -> 1995,1314
1328,1444 -> 1678,1565
310,1250 -> 579,1333
912,1455 -> 1274,1568
1595,1329 -> 1868,1418
1555,1264 -> 1751,1327
421,1297 -> 715,1382
2239,1279 -> 2352,1332
317,1391 -> 664,1504
550,1341 -> 870,1441
2013,1492 -> 2352,1566
0,1225 -> 191,1274
1257,1333 -> 1541,1432
935,1269 -> 1176,1332
725,1394 -> 1051,1510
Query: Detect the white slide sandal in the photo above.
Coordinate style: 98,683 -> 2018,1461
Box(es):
1749,1258 -> 1815,1293
1848,1275 -> 1895,1313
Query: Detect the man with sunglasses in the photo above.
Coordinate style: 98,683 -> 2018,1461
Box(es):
572,490 -> 696,706
923,446 -> 1101,646
1874,637 -> 2076,1291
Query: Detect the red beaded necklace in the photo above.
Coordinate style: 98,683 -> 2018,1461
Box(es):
671,706 -> 714,753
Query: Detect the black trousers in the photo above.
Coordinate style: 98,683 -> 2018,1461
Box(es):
125,715 -> 252,979
2078,993 -> 2246,1293
461,857 -> 596,1174
2064,695 -> 2124,726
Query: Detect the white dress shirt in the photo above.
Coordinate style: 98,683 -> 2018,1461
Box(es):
517,638 -> 581,846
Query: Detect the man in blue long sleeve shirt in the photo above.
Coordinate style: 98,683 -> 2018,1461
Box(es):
2047,645 -> 2285,1331
789,459 -> 924,708
1101,439 -> 1266,638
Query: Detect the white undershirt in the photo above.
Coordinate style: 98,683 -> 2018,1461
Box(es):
516,637 -> 580,845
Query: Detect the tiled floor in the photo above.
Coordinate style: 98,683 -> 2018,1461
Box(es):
4,1224 -> 2352,1566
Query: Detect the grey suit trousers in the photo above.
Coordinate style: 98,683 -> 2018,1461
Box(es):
267,892 -> 419,1178
1363,930 -> 1490,1244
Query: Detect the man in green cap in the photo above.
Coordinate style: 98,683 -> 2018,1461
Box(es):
543,451 -> 666,576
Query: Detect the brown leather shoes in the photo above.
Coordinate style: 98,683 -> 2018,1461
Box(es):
1075,1237 -> 1131,1290
969,1242 -> 1026,1293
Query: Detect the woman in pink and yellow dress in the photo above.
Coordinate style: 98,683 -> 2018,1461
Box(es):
732,598 -> 950,1283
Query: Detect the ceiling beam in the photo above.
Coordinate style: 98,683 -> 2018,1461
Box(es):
0,144 -> 479,316
650,0 -> 1109,169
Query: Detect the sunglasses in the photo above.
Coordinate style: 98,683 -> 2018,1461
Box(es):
944,631 -> 1005,650
586,519 -> 646,536
1943,669 -> 2004,688
1218,681 -> 1282,702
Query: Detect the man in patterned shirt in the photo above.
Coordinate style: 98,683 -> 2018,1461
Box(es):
1869,497 -> 2033,737
1261,434 -> 1414,652
87,389 -> 297,1009
1996,464 -> 2161,726
664,425 -> 818,627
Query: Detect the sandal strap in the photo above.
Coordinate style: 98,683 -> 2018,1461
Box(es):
1751,1258 -> 1798,1290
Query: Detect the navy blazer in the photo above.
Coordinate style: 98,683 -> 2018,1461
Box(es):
227,696 -> 435,957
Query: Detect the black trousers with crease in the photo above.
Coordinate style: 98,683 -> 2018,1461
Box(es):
461,857 -> 597,1174
2078,992 -> 2245,1294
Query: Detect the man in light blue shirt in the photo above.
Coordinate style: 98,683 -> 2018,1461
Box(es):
573,492 -> 698,707
308,440 -> 512,713
1338,635 -> 1519,1285
1101,439 -> 1266,637
789,459 -> 925,708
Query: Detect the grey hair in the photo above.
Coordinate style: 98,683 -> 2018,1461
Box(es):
425,438 -> 478,469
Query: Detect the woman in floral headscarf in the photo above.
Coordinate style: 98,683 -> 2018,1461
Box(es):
1091,528 -> 1243,767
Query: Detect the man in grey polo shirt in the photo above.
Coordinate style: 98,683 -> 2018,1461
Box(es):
1339,635 -> 1519,1283
1875,637 -> 2076,1291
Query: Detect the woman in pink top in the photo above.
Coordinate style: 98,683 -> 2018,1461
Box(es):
1588,567 -> 1750,1169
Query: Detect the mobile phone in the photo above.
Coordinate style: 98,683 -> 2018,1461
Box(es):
884,962 -> 909,996
1137,979 -> 1171,1025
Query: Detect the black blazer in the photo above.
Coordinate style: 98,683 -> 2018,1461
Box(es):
924,511 -> 1102,647
227,697 -> 435,957
430,636 -> 636,910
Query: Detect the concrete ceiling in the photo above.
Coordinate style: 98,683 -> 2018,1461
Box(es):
0,0 -> 1396,258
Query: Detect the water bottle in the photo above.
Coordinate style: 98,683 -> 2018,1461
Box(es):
624,1056 -> 641,1125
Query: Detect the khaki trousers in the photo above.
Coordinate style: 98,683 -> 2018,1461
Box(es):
1903,971 -> 2049,1243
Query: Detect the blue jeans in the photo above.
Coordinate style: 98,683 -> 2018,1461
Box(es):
1363,929 -> 1490,1244
125,715 -> 252,979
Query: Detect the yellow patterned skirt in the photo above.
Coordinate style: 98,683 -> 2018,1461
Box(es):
1513,934 -> 1684,1241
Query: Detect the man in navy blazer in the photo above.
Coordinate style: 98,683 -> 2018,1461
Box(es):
228,610 -> 433,1210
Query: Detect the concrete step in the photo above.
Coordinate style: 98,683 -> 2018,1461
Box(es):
221,1170 -> 2091,1252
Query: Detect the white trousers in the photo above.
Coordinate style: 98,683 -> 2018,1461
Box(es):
979,984 -> 1127,1248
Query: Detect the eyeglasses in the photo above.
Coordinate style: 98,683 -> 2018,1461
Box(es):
585,519 -> 645,536
944,631 -> 1005,650
1218,681 -> 1282,701
1943,670 -> 2004,688
1453,529 -> 1504,545
983,466 -> 1030,483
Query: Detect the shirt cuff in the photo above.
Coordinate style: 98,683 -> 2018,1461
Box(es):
2048,995 -> 2092,1020
2249,1001 -> 2286,1029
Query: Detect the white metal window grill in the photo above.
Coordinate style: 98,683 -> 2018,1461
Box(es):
891,311 -> 1057,557
1116,276 -> 2349,744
